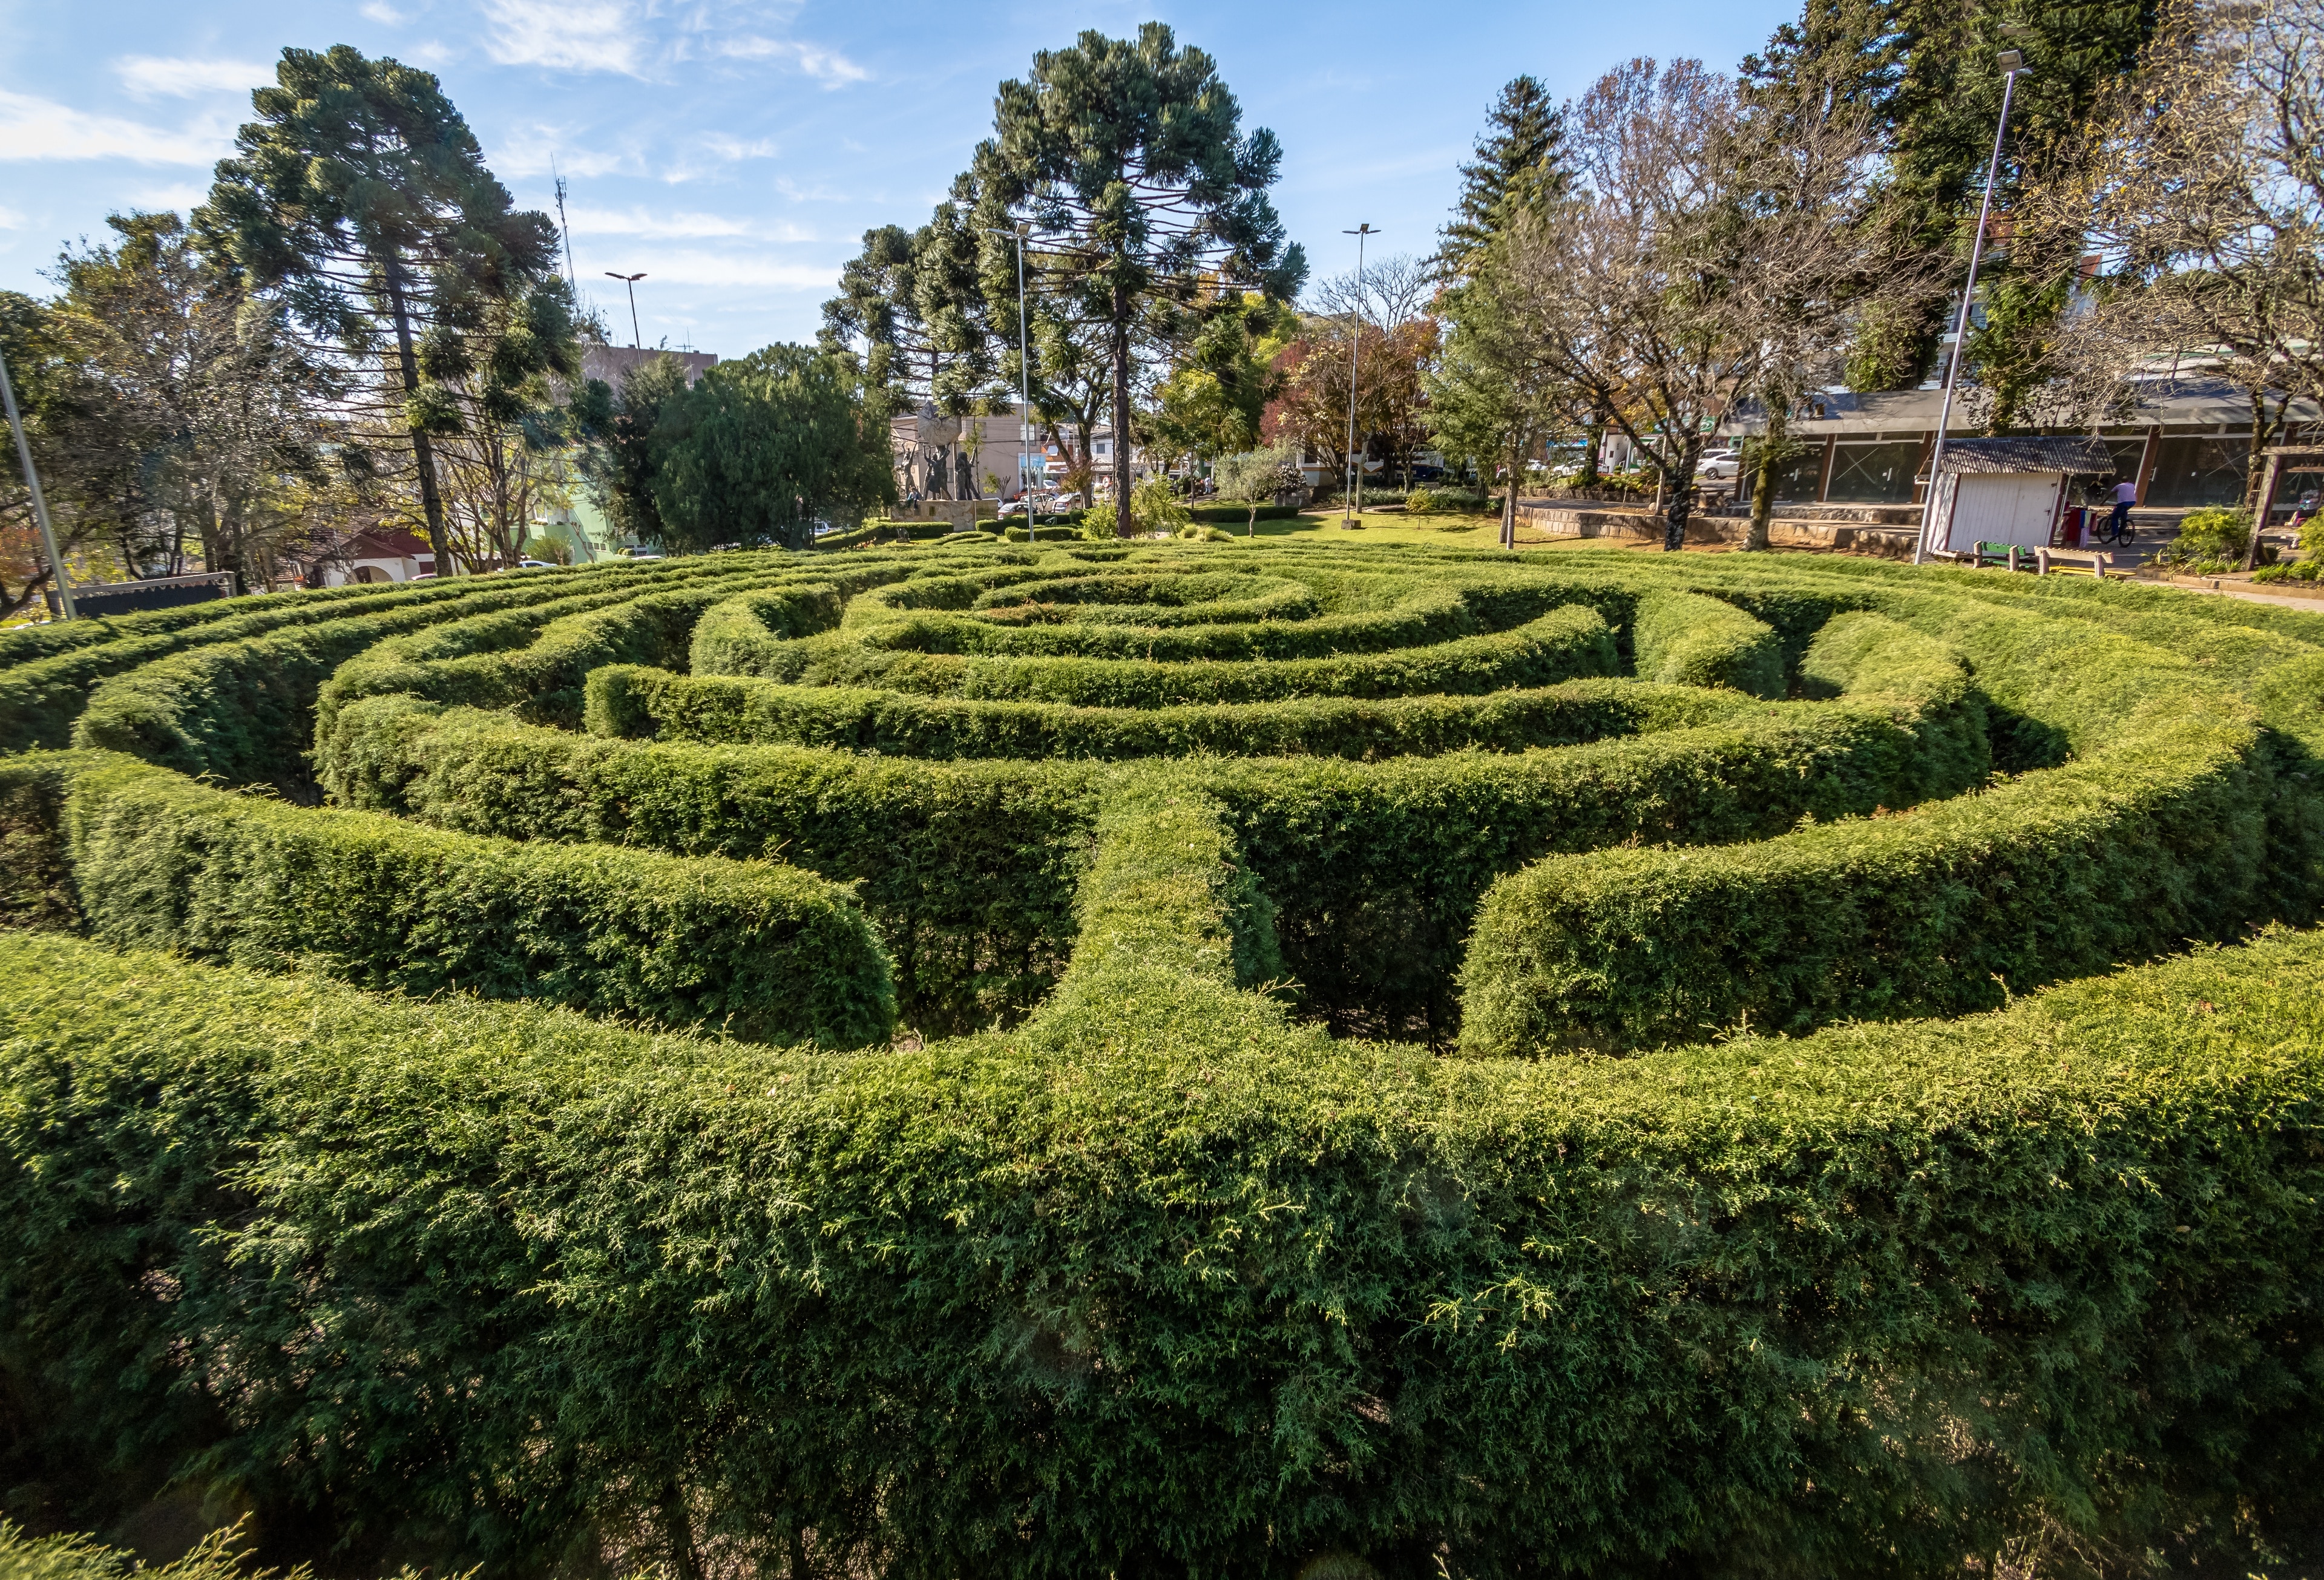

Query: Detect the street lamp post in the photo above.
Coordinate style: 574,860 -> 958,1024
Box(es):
1341,224 -> 1377,526
984,223 -> 1036,542
1913,49 -> 2027,566
604,271 -> 647,349
0,343 -> 72,619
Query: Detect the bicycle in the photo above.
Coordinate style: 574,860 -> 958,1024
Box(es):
2091,510 -> 2138,547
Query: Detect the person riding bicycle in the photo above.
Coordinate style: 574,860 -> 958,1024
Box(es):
2107,479 -> 2136,538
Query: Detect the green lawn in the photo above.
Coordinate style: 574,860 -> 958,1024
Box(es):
1207,509 -> 1672,553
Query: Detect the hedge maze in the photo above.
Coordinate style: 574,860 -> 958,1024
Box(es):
5,540 -> 2324,1577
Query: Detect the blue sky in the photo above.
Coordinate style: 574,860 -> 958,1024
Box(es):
0,0 -> 1799,357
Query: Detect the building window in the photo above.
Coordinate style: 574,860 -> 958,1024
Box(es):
2101,436 -> 2147,487
2145,436 -> 2247,508
1825,440 -> 1921,504
1764,445 -> 1825,502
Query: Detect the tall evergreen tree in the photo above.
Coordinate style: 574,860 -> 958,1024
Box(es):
200,45 -> 563,572
571,353 -> 693,549
968,24 -> 1305,531
821,192 -> 991,417
1744,0 -> 2159,397
1436,76 -> 1568,281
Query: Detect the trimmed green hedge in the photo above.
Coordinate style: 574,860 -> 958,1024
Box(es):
0,569 -> 617,756
318,698 -> 1106,1036
1186,501 -> 1300,524
62,557 -> 781,787
1459,704 -> 2272,1052
4,925 -> 2321,1575
14,750 -> 893,1047
1632,588 -> 1786,697
583,668 -> 1759,759
329,632 -> 1987,1040
724,603 -> 1621,706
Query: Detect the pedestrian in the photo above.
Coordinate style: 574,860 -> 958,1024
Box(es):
2109,477 -> 2136,537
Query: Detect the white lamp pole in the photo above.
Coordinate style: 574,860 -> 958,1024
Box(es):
1914,49 -> 2027,566
1341,223 -> 1377,525
986,223 -> 1036,542
0,344 -> 73,619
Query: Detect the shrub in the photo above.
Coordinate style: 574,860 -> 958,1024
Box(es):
1186,502 -> 1299,525
1208,441 -> 1302,504
28,751 -> 894,1047
13,534 -> 2324,1575
1631,588 -> 1786,697
2,566 -> 612,756
2159,506 -> 2254,567
4,925 -> 2323,1576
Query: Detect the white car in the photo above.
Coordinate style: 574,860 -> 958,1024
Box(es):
1695,449 -> 1744,482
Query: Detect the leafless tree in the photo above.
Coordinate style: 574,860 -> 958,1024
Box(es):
1725,74 -> 1942,548
1497,60 -> 1765,551
1497,57 -> 1934,552
2038,0 -> 2324,549
1305,252 -> 1434,330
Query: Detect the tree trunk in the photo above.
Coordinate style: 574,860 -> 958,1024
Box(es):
2241,385 -> 2285,571
660,1486 -> 703,1580
1745,406 -> 1784,552
1502,434 -> 1520,549
1577,413 -> 1603,490
1111,285 -> 1134,537
381,257 -> 453,575
1664,439 -> 1697,553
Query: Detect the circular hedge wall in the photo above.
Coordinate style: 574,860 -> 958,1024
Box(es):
4,540 -> 2323,1578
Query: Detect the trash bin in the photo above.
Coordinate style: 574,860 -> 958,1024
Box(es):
2058,506 -> 2085,548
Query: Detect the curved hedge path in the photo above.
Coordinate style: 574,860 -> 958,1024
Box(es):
4,540 -> 2323,1578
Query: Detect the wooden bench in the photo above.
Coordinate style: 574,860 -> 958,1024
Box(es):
1934,544 -> 2113,579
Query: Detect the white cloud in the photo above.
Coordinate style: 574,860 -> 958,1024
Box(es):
703,134 -> 778,162
722,36 -> 868,86
125,182 -> 209,212
491,125 -> 625,179
0,206 -> 25,231
360,0 -> 409,20
113,56 -> 272,100
406,40 -> 457,67
773,177 -> 856,203
481,0 -> 645,75
566,205 -> 798,241
581,250 -> 835,290
0,90 -> 229,165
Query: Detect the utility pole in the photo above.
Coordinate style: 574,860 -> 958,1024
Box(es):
1914,48 -> 2027,565
553,164 -> 578,297
1341,223 -> 1377,526
0,343 -> 73,620
605,271 -> 647,349
986,222 -> 1036,542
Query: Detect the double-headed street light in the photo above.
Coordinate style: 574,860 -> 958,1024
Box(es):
1912,48 -> 2029,565
604,271 -> 647,349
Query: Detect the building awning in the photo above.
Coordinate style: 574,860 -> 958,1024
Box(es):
1935,436 -> 2118,476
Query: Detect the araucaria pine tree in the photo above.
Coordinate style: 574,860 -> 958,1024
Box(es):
1437,75 -> 1569,281
200,45 -> 567,574
969,24 -> 1305,533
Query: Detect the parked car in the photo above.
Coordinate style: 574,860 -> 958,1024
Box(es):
1695,448 -> 1743,483
516,559 -> 556,569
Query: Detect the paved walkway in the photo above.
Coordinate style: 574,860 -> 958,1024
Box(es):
2158,579 -> 2324,614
